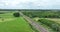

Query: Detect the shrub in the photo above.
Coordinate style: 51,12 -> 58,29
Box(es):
13,12 -> 20,17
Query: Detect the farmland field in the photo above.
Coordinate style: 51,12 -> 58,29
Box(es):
45,18 -> 60,24
0,12 -> 34,32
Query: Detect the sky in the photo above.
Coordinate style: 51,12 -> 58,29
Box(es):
0,0 -> 60,9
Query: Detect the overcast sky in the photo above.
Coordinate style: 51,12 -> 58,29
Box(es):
0,0 -> 60,9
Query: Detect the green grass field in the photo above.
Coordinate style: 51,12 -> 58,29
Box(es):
0,12 -> 34,32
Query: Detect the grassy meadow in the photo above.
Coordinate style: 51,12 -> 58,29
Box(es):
0,12 -> 34,32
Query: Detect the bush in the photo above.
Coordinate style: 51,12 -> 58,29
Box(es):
13,12 -> 20,17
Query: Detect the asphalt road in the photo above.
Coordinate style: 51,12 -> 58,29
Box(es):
20,12 -> 48,32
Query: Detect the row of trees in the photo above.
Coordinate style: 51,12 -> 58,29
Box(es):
23,11 -> 60,18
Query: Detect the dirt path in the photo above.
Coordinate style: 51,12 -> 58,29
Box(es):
20,12 -> 49,32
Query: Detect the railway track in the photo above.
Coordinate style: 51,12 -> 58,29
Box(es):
20,12 -> 48,32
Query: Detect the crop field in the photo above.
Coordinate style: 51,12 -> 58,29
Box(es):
45,18 -> 60,24
0,12 -> 34,32
34,18 -> 60,24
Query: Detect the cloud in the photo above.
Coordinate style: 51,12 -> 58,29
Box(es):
0,0 -> 60,9
0,0 -> 19,6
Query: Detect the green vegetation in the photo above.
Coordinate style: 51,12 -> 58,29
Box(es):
23,11 -> 60,18
23,11 -> 60,32
38,19 -> 60,32
29,24 -> 39,32
0,17 -> 34,32
33,18 -> 57,32
0,10 -> 60,32
13,12 -> 20,17
0,12 -> 35,32
45,18 -> 60,24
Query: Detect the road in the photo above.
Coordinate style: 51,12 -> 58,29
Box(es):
20,12 -> 48,32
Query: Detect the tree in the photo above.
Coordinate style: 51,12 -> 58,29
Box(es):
13,12 -> 20,17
